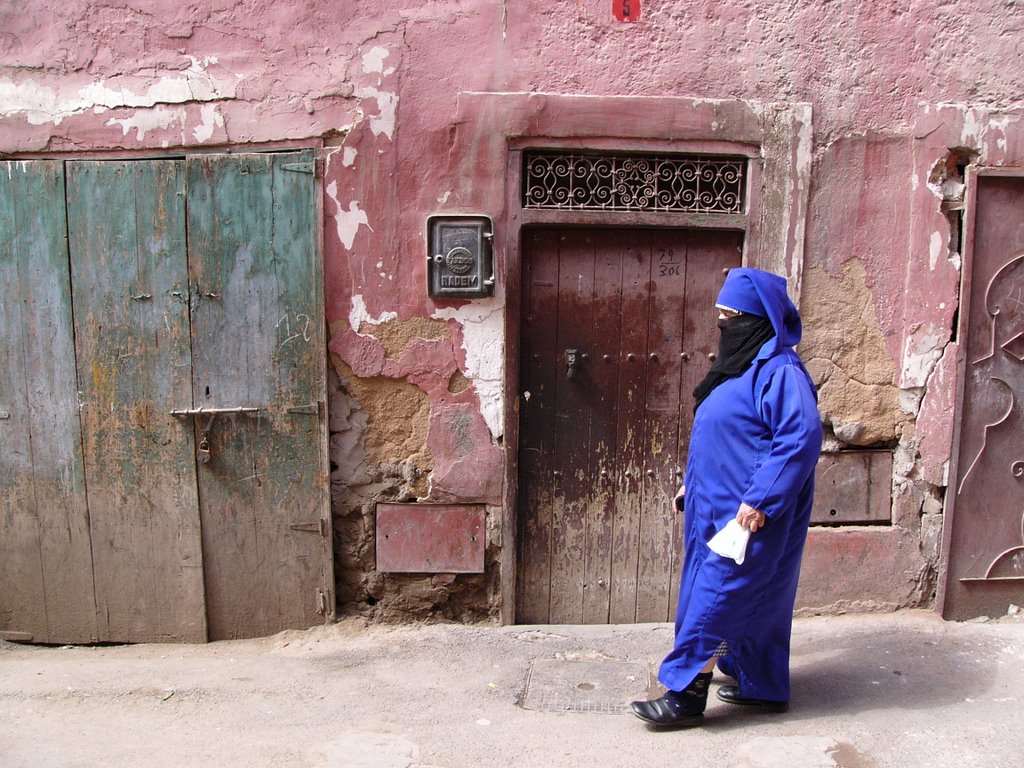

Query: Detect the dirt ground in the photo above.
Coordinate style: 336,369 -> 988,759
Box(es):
1,610 -> 1022,768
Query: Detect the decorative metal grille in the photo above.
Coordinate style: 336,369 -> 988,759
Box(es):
523,152 -> 746,214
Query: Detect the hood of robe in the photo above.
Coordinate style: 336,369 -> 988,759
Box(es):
715,268 -> 802,353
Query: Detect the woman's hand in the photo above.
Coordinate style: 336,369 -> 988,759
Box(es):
673,485 -> 686,513
736,503 -> 766,532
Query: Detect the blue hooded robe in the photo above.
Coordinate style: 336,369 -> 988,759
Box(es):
658,268 -> 822,704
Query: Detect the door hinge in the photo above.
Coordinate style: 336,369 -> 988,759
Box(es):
282,162 -> 315,175
286,403 -> 319,415
289,518 -> 329,537
316,588 -> 328,615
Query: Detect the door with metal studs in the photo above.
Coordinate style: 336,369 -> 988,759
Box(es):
517,226 -> 742,624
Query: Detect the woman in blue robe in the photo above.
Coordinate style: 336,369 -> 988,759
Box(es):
631,268 -> 822,728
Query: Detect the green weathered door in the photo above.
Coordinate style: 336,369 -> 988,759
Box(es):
0,161 -> 97,644
0,153 -> 333,644
186,152 -> 333,640
67,159 -> 206,643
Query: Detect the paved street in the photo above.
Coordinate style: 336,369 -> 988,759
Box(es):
1,610 -> 1021,767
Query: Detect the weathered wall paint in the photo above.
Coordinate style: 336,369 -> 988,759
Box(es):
5,0 -> 1024,621
432,302 -> 505,439
801,261 -> 904,447
0,56 -> 233,125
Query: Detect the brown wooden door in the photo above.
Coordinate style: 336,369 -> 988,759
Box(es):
943,171 -> 1024,620
516,227 -> 742,624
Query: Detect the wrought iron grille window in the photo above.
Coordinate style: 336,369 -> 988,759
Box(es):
522,151 -> 747,214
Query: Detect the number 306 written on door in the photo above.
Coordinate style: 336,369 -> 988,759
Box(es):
658,248 -> 681,277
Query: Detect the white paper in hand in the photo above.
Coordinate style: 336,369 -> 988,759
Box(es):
707,520 -> 752,565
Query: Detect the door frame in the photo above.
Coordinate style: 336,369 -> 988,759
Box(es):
938,164 -> 1024,617
443,92 -> 813,624
499,135 -> 778,626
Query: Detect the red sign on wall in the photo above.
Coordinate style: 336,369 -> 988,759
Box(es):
613,0 -> 641,22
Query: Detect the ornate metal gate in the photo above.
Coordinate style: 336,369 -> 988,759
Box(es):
943,168 -> 1024,619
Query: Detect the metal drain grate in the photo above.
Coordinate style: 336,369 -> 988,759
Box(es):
521,659 -> 651,714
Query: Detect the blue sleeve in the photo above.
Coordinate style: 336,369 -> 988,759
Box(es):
741,364 -> 822,519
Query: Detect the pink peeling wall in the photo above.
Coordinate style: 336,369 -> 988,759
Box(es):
4,0 -> 1024,620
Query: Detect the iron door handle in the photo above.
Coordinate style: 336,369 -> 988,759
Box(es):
566,348 -> 580,380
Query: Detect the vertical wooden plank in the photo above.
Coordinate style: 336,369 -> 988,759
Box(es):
608,231 -> 652,624
635,230 -> 689,621
676,230 -> 744,466
271,151 -> 335,623
0,162 -> 47,641
0,160 -> 96,644
668,229 -> 742,615
516,229 -> 560,623
262,151 -> 332,628
548,231 -> 597,624
188,151 -> 329,640
67,159 -> 205,643
582,228 -> 626,624
188,153 -> 271,639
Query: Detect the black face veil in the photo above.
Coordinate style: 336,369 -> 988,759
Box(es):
692,314 -> 776,412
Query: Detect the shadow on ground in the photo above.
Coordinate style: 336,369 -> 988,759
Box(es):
692,624 -> 999,731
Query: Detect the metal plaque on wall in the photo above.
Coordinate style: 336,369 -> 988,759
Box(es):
375,503 -> 485,573
427,215 -> 494,299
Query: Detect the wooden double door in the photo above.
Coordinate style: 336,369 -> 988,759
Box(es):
0,153 -> 333,644
517,227 -> 742,624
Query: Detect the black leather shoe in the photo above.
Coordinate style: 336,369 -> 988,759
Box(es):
630,672 -> 711,728
716,684 -> 789,713
630,694 -> 704,728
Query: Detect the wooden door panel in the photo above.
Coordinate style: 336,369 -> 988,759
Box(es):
607,233 -> 653,623
635,230 -> 688,622
186,152 -> 331,640
518,227 -> 742,624
670,229 -> 743,611
945,173 -> 1024,619
582,233 -> 627,624
0,161 -> 96,644
516,230 -> 561,624
67,160 -> 206,643
547,232 -> 598,624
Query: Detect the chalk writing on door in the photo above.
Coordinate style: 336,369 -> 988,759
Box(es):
277,312 -> 312,347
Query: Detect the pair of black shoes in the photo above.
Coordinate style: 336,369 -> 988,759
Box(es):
630,674 -> 788,728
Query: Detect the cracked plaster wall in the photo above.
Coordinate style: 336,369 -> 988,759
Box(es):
797,108 -> 1024,613
801,261 -> 905,448
6,1 -> 1024,620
